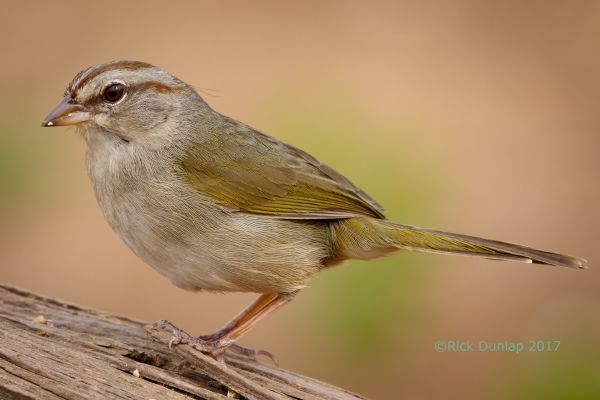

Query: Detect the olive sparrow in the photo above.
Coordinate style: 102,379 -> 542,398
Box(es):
42,61 -> 586,362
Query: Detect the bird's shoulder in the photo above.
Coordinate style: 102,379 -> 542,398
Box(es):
180,116 -> 384,220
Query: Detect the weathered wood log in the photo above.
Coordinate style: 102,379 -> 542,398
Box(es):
0,284 -> 365,400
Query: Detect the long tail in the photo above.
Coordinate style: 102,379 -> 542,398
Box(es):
328,218 -> 587,269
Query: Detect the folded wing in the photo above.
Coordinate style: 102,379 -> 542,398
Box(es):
182,118 -> 385,220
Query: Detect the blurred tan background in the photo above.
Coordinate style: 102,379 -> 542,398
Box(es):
1,1 -> 599,398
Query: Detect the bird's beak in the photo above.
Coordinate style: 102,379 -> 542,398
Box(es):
41,95 -> 91,127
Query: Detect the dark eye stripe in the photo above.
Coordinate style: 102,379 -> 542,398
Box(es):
69,61 -> 154,96
80,80 -> 184,108
129,81 -> 182,93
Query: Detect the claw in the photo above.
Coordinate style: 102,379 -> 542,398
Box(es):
155,320 -> 190,349
152,320 -> 278,365
229,344 -> 279,366
257,349 -> 279,367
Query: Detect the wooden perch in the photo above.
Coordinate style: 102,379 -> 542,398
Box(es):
0,284 -> 365,400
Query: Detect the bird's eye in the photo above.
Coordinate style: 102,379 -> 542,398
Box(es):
103,83 -> 126,103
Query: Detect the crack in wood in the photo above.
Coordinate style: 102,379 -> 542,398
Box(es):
0,284 -> 366,400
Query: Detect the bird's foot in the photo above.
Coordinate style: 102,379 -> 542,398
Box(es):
228,343 -> 279,366
152,320 -> 277,365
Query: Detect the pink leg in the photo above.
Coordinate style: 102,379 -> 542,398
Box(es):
155,291 -> 297,364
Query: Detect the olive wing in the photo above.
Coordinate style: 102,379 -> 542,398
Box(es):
182,121 -> 384,220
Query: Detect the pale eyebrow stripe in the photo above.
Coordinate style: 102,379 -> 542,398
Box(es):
69,61 -> 154,96
80,80 -> 185,108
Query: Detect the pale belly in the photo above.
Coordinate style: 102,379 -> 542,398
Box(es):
85,136 -> 330,293
109,198 -> 330,293
91,167 -> 329,293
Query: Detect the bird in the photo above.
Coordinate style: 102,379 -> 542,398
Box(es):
42,60 -> 586,363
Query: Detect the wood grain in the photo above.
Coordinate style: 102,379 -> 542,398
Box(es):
0,284 -> 365,400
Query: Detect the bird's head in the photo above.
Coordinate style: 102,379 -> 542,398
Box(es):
42,61 -> 199,144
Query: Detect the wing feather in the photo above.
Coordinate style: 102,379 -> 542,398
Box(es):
181,118 -> 384,220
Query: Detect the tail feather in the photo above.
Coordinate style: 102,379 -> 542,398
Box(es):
329,218 -> 587,269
